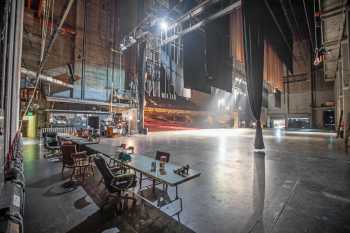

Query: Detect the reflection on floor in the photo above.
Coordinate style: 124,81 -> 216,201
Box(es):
23,129 -> 350,233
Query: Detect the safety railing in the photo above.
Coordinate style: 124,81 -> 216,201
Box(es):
39,127 -> 78,137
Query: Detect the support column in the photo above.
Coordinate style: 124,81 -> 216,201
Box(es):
137,42 -> 146,133
341,42 -> 350,141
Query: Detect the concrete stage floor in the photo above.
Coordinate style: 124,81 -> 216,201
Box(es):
23,129 -> 350,233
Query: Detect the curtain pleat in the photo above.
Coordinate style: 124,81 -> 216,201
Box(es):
242,0 -> 265,149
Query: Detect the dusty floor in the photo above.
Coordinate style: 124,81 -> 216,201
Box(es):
23,129 -> 350,233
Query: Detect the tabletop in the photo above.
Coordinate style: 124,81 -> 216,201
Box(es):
58,135 -> 85,141
87,143 -> 200,186
71,139 -> 99,145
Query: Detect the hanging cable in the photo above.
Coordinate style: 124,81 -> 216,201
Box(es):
302,0 -> 314,52
280,0 -> 307,65
287,0 -> 310,67
314,0 -> 318,50
264,0 -> 297,64
21,0 -> 75,129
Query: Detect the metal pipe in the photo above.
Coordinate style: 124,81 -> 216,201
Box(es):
7,0 -> 17,148
81,0 -> 87,99
166,0 -> 212,31
0,0 -> 10,111
334,0 -> 348,74
21,68 -> 74,88
302,0 -> 314,51
264,0 -> 293,54
162,0 -> 241,45
280,0 -> 308,65
320,5 -> 346,19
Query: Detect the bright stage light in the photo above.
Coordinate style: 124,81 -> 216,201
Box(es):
160,20 -> 168,31
217,98 -> 225,108
129,36 -> 136,43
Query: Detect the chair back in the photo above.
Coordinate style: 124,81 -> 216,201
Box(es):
156,151 -> 170,162
43,132 -> 58,148
94,156 -> 114,192
120,143 -> 127,149
57,136 -> 62,146
61,144 -> 76,165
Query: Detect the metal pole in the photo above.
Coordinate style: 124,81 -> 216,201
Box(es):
1,0 -> 9,111
302,0 -> 314,51
119,51 -> 122,91
137,42 -> 146,133
81,0 -> 87,99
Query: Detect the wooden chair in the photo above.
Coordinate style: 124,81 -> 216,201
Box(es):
155,151 -> 170,162
61,144 -> 94,182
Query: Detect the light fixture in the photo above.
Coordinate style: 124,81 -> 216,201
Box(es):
160,19 -> 168,31
129,36 -> 136,43
120,43 -> 127,51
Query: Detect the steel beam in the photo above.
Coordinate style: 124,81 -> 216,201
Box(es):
161,0 -> 241,45
21,68 -> 74,88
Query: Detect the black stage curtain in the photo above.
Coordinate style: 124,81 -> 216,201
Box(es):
205,16 -> 233,93
264,0 -> 293,72
242,0 -> 265,149
183,31 -> 211,93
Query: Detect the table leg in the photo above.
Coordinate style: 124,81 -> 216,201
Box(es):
139,172 -> 143,190
175,185 -> 178,199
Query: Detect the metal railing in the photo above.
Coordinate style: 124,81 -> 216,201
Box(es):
39,127 -> 77,137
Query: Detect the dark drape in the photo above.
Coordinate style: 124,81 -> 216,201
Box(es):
242,0 -> 265,149
183,31 -> 211,94
205,16 -> 233,93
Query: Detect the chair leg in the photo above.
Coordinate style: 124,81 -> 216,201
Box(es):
98,177 -> 104,186
139,173 -> 143,190
90,164 -> 94,176
82,167 -> 86,183
152,179 -> 156,193
61,165 -> 65,176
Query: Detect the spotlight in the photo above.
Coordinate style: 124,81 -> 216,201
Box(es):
129,36 -> 136,44
218,98 -> 225,107
120,43 -> 127,51
159,19 -> 168,31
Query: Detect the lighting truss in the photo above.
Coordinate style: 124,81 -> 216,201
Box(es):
119,0 -> 242,51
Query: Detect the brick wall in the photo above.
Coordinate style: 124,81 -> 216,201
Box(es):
22,0 -> 125,101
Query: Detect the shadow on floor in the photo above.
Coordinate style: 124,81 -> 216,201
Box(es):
66,202 -> 195,233
78,172 -> 195,233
